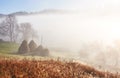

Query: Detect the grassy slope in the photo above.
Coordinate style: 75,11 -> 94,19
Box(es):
0,42 -> 119,77
0,57 -> 119,78
0,42 -> 19,54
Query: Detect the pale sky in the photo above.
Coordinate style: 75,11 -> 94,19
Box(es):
0,0 -> 120,14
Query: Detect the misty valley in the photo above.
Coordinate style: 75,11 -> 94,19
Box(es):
0,9 -> 120,78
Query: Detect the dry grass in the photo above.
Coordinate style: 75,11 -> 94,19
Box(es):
0,57 -> 119,78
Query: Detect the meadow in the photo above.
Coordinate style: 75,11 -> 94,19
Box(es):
0,42 -> 120,78
0,42 -> 19,54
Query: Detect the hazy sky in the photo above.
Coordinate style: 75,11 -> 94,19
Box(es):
0,0 -> 120,14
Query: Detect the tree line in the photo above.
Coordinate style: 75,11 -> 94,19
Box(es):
0,14 -> 38,43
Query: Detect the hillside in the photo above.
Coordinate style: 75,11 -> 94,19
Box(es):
0,57 -> 119,78
0,42 -> 19,54
0,10 -> 73,18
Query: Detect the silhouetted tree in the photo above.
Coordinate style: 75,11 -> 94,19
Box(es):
19,23 -> 38,41
0,15 -> 19,42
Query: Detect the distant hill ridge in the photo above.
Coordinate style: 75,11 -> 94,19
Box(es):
0,9 -> 74,17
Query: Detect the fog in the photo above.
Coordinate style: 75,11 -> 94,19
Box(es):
15,12 -> 120,72
17,12 -> 120,51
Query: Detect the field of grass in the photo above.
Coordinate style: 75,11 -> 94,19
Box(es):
0,56 -> 119,78
0,42 -> 19,54
0,42 -> 119,78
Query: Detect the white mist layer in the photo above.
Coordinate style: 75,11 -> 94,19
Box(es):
17,13 -> 120,52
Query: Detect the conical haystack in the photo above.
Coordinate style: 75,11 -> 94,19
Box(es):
42,48 -> 49,56
35,45 -> 43,52
18,40 -> 30,54
34,45 -> 49,56
29,40 -> 37,52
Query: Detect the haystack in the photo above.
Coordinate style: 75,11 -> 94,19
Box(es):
0,39 -> 4,42
34,45 -> 49,56
35,45 -> 43,52
18,40 -> 30,54
42,48 -> 49,56
29,40 -> 37,52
